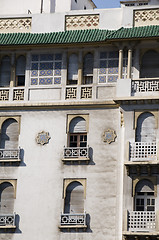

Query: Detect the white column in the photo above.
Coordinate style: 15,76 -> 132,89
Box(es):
127,49 -> 132,79
118,49 -> 123,79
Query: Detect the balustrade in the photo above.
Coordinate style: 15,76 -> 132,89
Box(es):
61,213 -> 86,226
132,79 -> 159,94
129,142 -> 157,161
128,211 -> 156,232
0,149 -> 20,161
0,214 -> 16,227
64,146 -> 89,159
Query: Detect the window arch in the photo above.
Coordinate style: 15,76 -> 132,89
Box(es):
16,55 -> 26,86
64,181 -> 84,214
140,50 -> 159,78
136,112 -> 156,142
0,56 -> 11,87
0,118 -> 19,149
135,179 -> 155,212
0,182 -> 14,214
68,54 -> 78,85
69,117 -> 87,147
83,53 -> 93,84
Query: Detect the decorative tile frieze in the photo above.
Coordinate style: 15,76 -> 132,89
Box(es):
0,18 -> 32,33
0,90 -> 9,101
13,89 -> 24,101
134,9 -> 159,27
65,15 -> 99,30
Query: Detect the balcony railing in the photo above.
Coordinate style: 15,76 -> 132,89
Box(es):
132,79 -> 159,95
60,213 -> 86,226
0,213 -> 16,227
63,146 -> 89,159
0,148 -> 20,161
128,211 -> 156,232
65,85 -> 92,100
0,87 -> 25,101
129,142 -> 157,161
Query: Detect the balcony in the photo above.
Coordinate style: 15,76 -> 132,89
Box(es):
62,146 -> 90,163
115,78 -> 159,104
0,213 -> 16,228
0,148 -> 21,163
59,213 -> 87,229
129,142 -> 157,162
66,85 -> 92,100
0,87 -> 24,101
128,211 -> 156,232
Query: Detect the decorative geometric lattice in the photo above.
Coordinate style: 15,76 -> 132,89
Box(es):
66,15 -> 99,30
0,214 -> 15,226
13,89 -> 24,101
134,9 -> 159,27
0,90 -> 9,101
61,213 -> 86,225
64,147 -> 89,158
128,211 -> 156,232
130,142 -> 157,161
0,18 -> 32,32
66,87 -> 77,99
0,149 -> 20,160
132,80 -> 159,94
81,87 -> 92,99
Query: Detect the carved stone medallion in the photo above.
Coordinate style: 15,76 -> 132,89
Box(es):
103,129 -> 117,144
36,131 -> 50,145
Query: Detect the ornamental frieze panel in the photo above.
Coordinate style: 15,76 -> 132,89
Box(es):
0,18 -> 32,33
65,14 -> 99,30
134,9 -> 159,27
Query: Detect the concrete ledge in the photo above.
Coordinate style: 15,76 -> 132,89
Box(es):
0,225 -> 16,229
59,225 -> 87,229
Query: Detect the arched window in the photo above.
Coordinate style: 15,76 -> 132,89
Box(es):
135,179 -> 155,212
68,54 -> 78,85
0,182 -> 14,214
140,50 -> 159,78
136,112 -> 156,142
0,56 -> 11,87
0,118 -> 19,149
83,53 -> 93,84
16,55 -> 26,86
64,181 -> 84,214
69,117 -> 87,147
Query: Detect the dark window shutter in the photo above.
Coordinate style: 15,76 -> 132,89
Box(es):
141,50 -> 159,78
68,54 -> 78,81
0,56 -> 11,87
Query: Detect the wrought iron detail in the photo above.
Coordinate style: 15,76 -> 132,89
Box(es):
0,90 -> 9,101
130,142 -> 157,161
13,89 -> 24,101
128,211 -> 156,232
0,149 -> 20,160
81,87 -> 92,99
66,87 -> 77,99
61,213 -> 86,225
64,147 -> 89,159
0,214 -> 15,226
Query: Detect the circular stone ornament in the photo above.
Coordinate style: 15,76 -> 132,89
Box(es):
36,131 -> 51,145
103,129 -> 117,144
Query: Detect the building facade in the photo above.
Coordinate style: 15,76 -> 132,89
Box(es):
0,0 -> 159,239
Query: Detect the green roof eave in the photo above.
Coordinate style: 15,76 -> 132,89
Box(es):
0,25 -> 158,46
